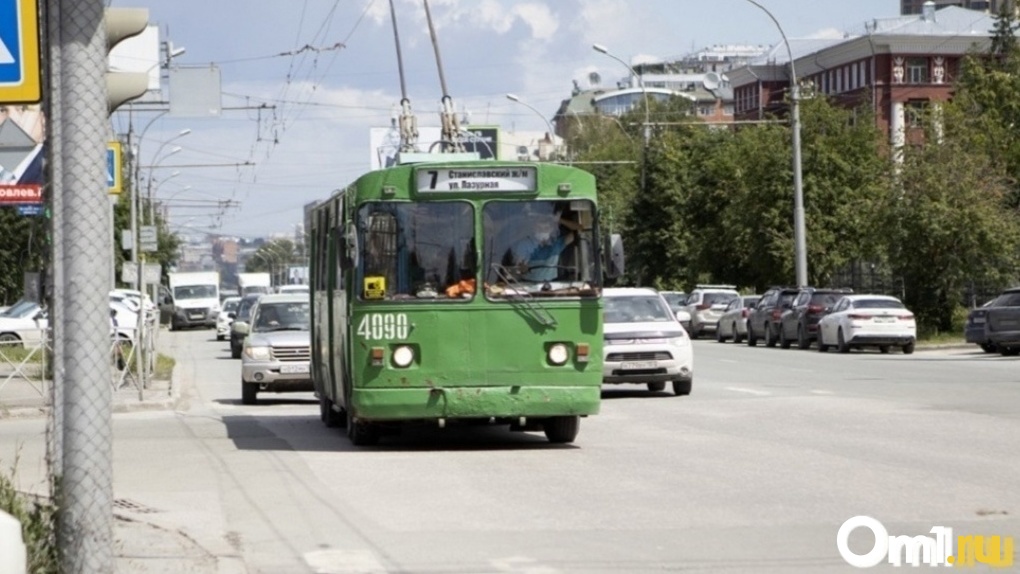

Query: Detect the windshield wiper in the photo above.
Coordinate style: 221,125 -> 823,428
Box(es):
490,264 -> 557,327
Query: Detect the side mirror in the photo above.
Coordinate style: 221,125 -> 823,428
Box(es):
603,233 -> 625,279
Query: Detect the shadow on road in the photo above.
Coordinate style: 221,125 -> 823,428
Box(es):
220,413 -> 581,453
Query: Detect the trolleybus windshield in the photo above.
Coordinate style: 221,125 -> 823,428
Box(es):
357,201 -> 476,301
483,199 -> 598,298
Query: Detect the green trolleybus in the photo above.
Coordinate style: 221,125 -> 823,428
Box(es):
309,157 -> 618,445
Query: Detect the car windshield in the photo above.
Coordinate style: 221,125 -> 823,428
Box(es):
743,297 -> 761,308
222,299 -> 240,314
810,293 -> 844,307
704,292 -> 735,306
604,295 -> 673,323
661,293 -> 687,310
174,285 -> 217,300
237,298 -> 258,321
1,300 -> 39,318
852,299 -> 905,310
252,301 -> 310,332
993,293 -> 1020,307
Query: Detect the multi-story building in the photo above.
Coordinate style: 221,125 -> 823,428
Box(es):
728,4 -> 996,149
901,0 -> 1005,14
554,45 -> 768,138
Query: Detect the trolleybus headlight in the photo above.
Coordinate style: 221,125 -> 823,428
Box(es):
547,343 -> 569,366
392,345 -> 414,368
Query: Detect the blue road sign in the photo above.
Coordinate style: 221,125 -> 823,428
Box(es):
16,204 -> 42,216
0,0 -> 41,103
108,142 -> 123,194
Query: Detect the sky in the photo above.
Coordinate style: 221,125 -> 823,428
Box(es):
108,0 -> 901,239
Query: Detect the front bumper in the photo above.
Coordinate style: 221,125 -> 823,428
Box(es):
349,385 -> 601,421
242,360 -> 313,390
174,308 -> 217,328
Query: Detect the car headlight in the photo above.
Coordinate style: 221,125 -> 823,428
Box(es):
392,345 -> 414,368
547,343 -> 569,366
244,346 -> 271,360
669,336 -> 688,346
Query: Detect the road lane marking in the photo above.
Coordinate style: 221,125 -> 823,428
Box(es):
304,549 -> 387,573
810,389 -> 834,395
724,386 -> 771,396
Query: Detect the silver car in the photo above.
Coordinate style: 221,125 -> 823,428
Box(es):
684,285 -> 739,338
240,294 -> 312,405
715,295 -> 761,343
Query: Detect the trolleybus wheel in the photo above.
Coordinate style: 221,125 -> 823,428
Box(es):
347,410 -> 379,446
543,416 -> 579,444
320,395 -> 343,428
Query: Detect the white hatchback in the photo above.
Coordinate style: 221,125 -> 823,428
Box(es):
217,297 -> 241,341
817,294 -> 916,354
603,287 -> 694,396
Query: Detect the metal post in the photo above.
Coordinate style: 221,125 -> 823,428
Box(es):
593,43 -> 651,196
44,0 -> 63,479
55,0 -> 115,570
505,94 -> 558,159
744,0 -> 808,287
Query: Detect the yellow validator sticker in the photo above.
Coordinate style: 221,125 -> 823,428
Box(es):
364,276 -> 386,299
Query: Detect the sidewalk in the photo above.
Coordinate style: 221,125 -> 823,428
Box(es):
0,332 -> 232,574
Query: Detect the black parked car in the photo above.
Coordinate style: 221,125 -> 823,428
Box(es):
965,298 -> 1002,354
746,286 -> 801,347
980,288 -> 1020,356
778,287 -> 852,349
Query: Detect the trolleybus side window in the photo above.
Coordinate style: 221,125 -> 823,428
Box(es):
356,201 -> 476,301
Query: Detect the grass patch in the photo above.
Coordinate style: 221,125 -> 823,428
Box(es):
917,330 -> 965,344
154,353 -> 175,380
0,459 -> 60,572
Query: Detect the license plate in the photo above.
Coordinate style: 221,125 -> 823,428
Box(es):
874,317 -> 895,323
973,317 -> 986,324
621,361 -> 657,370
189,313 -> 203,319
280,364 -> 309,374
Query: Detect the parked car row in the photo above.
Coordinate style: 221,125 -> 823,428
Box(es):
0,290 -> 150,350
711,286 -> 918,354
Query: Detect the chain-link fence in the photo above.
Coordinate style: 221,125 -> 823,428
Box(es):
0,314 -> 161,406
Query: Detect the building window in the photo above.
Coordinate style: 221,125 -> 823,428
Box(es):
907,57 -> 928,84
906,99 -> 928,128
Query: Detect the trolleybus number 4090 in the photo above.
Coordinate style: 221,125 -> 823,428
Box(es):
356,313 -> 410,340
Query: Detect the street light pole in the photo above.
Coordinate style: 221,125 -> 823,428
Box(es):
743,0 -> 807,287
505,93 -> 559,159
592,44 -> 650,145
594,43 -> 652,229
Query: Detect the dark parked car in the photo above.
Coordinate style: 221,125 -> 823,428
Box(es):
778,287 -> 852,349
965,297 -> 1005,353
746,286 -> 800,347
981,288 -> 1020,356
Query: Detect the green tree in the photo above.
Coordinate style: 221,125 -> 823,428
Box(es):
883,129 -> 1020,333
0,207 -> 48,304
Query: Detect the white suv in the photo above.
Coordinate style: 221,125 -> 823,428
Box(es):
684,285 -> 739,338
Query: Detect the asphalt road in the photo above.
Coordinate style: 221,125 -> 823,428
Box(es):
1,331 -> 1017,573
